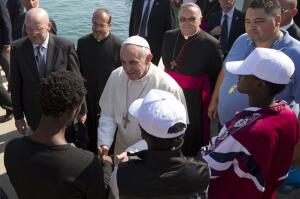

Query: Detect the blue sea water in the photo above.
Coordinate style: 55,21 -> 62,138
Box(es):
40,0 -> 132,43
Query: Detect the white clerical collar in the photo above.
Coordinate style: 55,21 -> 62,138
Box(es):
222,6 -> 234,19
183,30 -> 199,40
94,31 -> 110,42
281,19 -> 294,30
32,33 -> 49,49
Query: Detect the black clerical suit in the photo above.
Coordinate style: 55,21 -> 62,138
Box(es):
287,22 -> 300,41
10,34 -> 82,130
12,12 -> 57,40
129,0 -> 175,65
77,33 -> 121,153
207,8 -> 245,55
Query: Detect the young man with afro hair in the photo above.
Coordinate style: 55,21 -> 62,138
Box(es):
5,70 -> 106,199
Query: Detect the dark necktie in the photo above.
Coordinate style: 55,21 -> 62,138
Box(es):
139,0 -> 151,37
220,14 -> 228,48
36,45 -> 46,78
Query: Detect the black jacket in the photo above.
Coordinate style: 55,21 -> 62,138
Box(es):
129,0 -> 175,64
206,8 -> 245,54
287,22 -> 300,41
116,150 -> 210,199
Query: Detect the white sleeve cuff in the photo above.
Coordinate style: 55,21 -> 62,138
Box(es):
97,113 -> 117,148
125,139 -> 148,153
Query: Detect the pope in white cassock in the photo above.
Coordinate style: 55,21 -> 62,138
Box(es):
97,36 -> 187,163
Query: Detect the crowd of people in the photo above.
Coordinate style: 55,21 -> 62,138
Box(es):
1,0 -> 300,198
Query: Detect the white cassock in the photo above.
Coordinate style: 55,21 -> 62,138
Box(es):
97,64 -> 187,163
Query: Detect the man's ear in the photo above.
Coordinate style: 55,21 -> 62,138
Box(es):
145,53 -> 153,64
47,21 -> 52,31
274,15 -> 281,27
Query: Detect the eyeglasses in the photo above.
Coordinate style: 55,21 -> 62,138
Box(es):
179,17 -> 197,23
281,8 -> 290,13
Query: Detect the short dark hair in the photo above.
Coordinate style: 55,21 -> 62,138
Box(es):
249,0 -> 281,16
93,8 -> 112,24
264,81 -> 286,96
38,70 -> 86,117
141,123 -> 186,150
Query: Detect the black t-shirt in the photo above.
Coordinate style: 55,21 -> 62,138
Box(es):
4,136 -> 106,199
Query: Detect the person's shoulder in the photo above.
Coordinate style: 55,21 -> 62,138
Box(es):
78,33 -> 93,43
286,33 -> 300,47
51,34 -> 74,47
66,145 -> 98,163
234,8 -> 245,17
291,23 -> 300,38
109,33 -> 122,43
107,33 -> 122,48
276,102 -> 298,119
200,30 -> 219,44
188,156 -> 209,168
235,32 -> 249,41
11,37 -> 27,48
280,32 -> 300,58
165,29 -> 180,37
185,156 -> 210,184
111,66 -> 123,75
108,67 -> 124,81
5,137 -> 27,154
228,33 -> 250,48
152,66 -> 181,88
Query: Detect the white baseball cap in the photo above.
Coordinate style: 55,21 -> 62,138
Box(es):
129,89 -> 187,139
226,48 -> 295,84
122,35 -> 150,49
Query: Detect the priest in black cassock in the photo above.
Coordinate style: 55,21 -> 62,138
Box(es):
162,3 -> 223,156
77,8 -> 121,153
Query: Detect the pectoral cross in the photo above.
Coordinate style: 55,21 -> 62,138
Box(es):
170,60 -> 177,70
123,112 -> 130,129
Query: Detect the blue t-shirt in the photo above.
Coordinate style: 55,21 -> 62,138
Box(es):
218,30 -> 300,124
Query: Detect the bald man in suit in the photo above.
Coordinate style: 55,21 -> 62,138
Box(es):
10,8 -> 85,132
279,0 -> 300,40
12,0 -> 56,40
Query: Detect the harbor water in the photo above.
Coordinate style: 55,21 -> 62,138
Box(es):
40,0 -> 132,43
